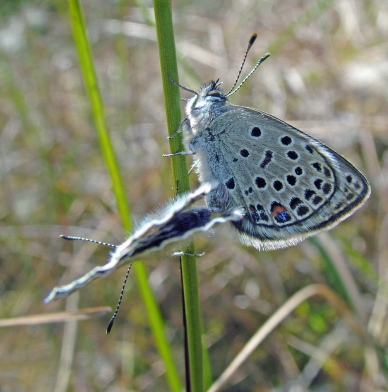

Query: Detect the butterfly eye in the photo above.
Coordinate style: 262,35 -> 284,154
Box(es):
208,91 -> 222,98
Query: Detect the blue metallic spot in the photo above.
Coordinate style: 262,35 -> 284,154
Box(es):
275,212 -> 291,223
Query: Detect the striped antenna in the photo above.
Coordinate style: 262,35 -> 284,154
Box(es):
225,33 -> 270,97
106,264 -> 133,334
226,33 -> 258,96
60,235 -> 117,248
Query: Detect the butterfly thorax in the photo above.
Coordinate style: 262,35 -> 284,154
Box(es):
185,81 -> 229,131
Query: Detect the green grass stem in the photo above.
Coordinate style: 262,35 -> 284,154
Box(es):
153,1 -> 206,391
67,1 -> 182,391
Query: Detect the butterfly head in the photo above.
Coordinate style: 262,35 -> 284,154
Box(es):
185,80 -> 228,120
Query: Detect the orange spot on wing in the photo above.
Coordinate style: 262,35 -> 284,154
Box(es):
271,204 -> 287,217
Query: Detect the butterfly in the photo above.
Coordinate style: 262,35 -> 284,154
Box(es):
165,34 -> 371,251
45,183 -> 243,303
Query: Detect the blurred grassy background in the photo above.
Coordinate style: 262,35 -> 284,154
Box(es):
1,0 -> 387,391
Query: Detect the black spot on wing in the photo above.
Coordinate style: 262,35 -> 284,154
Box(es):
287,150 -> 299,160
260,150 -> 273,169
255,177 -> 267,188
251,127 -> 262,137
226,178 -> 235,190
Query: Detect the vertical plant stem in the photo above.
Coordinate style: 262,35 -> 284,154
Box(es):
67,0 -> 130,228
67,1 -> 182,391
153,1 -> 204,391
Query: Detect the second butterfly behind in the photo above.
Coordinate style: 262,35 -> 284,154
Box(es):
166,34 -> 370,251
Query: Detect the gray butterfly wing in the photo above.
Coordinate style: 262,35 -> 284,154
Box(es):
192,106 -> 370,250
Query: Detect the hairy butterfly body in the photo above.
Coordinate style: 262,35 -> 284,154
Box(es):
168,35 -> 370,251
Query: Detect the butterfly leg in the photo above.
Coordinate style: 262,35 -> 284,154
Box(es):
173,251 -> 205,257
163,150 -> 195,157
163,141 -> 197,157
188,163 -> 196,175
167,118 -> 192,139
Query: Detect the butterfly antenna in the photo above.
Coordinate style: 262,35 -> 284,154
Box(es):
225,33 -> 258,96
168,74 -> 198,95
226,52 -> 270,97
60,235 -> 117,248
106,263 -> 133,334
